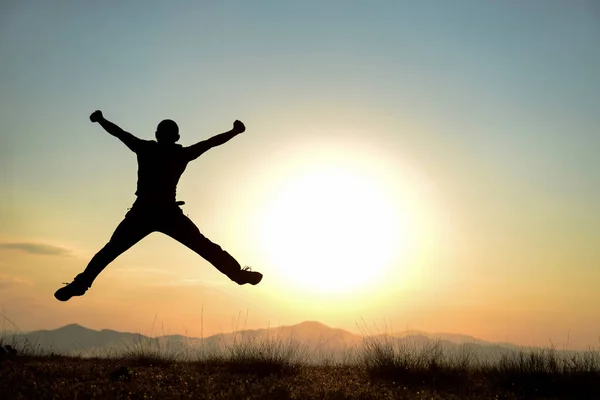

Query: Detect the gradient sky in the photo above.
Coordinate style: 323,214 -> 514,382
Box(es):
1,1 -> 599,349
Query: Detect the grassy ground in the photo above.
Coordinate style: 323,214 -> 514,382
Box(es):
2,334 -> 599,400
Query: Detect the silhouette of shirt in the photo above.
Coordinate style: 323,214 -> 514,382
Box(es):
129,140 -> 190,203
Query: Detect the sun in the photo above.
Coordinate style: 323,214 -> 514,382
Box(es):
258,165 -> 409,294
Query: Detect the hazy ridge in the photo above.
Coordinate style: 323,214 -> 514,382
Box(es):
5,321 -> 575,363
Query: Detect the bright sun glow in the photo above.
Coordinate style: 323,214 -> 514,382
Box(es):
259,164 -> 410,294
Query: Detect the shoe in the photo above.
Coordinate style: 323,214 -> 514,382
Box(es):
54,274 -> 90,301
233,266 -> 263,285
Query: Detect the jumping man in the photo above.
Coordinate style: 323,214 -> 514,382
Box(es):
54,110 -> 263,301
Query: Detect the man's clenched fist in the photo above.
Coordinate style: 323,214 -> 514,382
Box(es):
90,110 -> 103,123
232,120 -> 245,134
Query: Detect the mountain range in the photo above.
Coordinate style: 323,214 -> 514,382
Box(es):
3,321 -> 556,363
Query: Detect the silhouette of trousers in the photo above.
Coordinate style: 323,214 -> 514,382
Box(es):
79,201 -> 242,286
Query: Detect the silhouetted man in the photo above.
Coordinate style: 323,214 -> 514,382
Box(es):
54,110 -> 262,301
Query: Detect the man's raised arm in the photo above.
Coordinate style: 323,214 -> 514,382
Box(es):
90,110 -> 144,152
185,120 -> 246,161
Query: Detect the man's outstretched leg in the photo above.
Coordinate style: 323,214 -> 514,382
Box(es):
54,209 -> 154,301
160,211 -> 262,285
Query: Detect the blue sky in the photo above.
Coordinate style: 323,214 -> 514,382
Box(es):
2,1 -> 599,202
1,1 -> 599,347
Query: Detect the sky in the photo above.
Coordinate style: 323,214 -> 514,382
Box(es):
1,1 -> 599,349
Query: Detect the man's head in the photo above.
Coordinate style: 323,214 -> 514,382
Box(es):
155,119 -> 180,143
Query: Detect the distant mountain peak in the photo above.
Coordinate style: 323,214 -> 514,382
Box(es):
294,321 -> 329,329
56,323 -> 90,331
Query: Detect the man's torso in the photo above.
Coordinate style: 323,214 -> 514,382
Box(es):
134,141 -> 189,203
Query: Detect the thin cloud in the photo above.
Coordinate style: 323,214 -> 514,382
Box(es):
0,274 -> 32,290
0,241 -> 72,256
